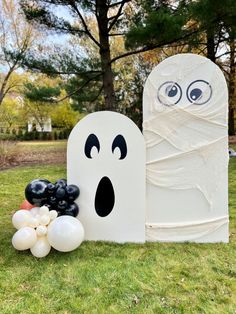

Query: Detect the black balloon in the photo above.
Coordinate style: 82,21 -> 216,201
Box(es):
63,209 -> 74,216
66,185 -> 80,202
55,187 -> 66,200
57,200 -> 69,211
63,203 -> 79,217
47,183 -> 56,195
25,179 -> 50,206
55,179 -> 67,189
48,196 -> 58,208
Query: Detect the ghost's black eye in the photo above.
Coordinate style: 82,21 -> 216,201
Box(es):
157,81 -> 182,106
166,85 -> 178,97
112,135 -> 127,160
187,80 -> 212,105
84,134 -> 100,158
190,88 -> 202,101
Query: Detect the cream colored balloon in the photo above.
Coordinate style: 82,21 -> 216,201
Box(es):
47,216 -> 84,252
35,214 -> 41,221
28,217 -> 40,228
49,210 -> 58,221
30,207 -> 40,216
30,236 -> 51,258
36,225 -> 47,236
40,215 -> 50,226
39,206 -> 49,216
12,210 -> 32,230
12,227 -> 37,250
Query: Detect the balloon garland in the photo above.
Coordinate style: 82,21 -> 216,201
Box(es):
12,178 -> 84,258
25,178 -> 80,217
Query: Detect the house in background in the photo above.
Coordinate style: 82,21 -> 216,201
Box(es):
28,117 -> 52,132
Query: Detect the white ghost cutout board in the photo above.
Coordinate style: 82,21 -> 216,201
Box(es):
143,53 -> 229,243
67,111 -> 146,243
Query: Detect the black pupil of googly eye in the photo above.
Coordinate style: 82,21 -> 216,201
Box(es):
190,88 -> 202,101
165,85 -> 178,97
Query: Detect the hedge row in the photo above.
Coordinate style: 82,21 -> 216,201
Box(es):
0,129 -> 71,141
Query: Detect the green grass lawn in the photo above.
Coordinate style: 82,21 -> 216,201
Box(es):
0,159 -> 236,313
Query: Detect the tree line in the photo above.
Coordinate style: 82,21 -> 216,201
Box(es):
0,0 -> 235,133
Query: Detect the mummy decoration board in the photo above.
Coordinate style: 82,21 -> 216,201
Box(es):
143,53 -> 229,243
67,111 -> 146,243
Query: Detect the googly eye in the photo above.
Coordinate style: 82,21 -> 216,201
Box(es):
157,81 -> 182,106
187,80 -> 212,105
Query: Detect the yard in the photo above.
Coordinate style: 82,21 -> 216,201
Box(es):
0,141 -> 235,313
0,141 -> 67,170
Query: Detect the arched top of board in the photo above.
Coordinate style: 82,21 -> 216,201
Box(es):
69,110 -> 144,140
143,53 -> 228,124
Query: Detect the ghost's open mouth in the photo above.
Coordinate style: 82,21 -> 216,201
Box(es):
95,176 -> 115,217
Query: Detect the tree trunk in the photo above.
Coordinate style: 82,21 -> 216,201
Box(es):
0,92 -> 3,106
206,27 -> 216,63
228,39 -> 235,135
96,0 -> 116,111
229,108 -> 235,135
0,66 -> 15,106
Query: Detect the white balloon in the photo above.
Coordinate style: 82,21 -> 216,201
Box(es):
36,225 -> 47,236
47,216 -> 84,252
35,214 -> 41,221
30,237 -> 51,258
12,210 -> 32,230
30,207 -> 40,216
12,227 -> 37,250
39,205 -> 49,216
28,217 -> 39,228
49,210 -> 58,221
40,215 -> 50,226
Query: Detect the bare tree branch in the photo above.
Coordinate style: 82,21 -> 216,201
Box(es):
55,72 -> 102,103
91,83 -> 104,103
2,83 -> 22,98
0,67 -> 16,104
109,0 -> 131,8
0,0 -> 38,106
216,50 -> 235,59
108,32 -> 126,36
110,29 -> 201,64
108,0 -> 130,33
214,25 -> 224,55
108,0 -> 129,33
68,0 -> 101,48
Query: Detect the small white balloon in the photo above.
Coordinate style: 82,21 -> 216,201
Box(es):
40,215 -> 50,226
30,207 -> 40,216
47,216 -> 84,252
35,214 -> 41,221
12,227 -> 37,251
39,205 -> 49,216
36,225 -> 47,236
28,217 -> 39,228
30,236 -> 51,258
12,210 -> 31,230
49,210 -> 58,221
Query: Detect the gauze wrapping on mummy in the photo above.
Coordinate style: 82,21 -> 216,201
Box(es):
143,54 -> 229,242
